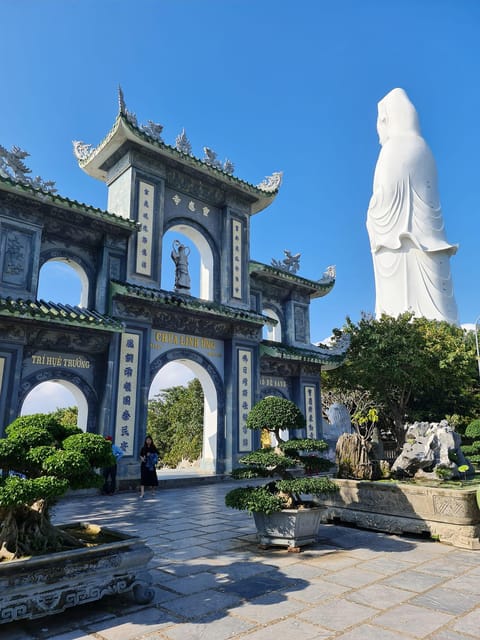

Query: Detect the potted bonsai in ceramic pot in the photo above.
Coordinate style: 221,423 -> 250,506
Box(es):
0,413 -> 154,624
225,396 -> 338,550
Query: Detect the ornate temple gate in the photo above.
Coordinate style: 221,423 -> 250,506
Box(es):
0,91 -> 347,480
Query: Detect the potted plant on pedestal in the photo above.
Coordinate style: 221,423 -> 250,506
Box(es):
0,413 -> 154,624
225,397 -> 338,551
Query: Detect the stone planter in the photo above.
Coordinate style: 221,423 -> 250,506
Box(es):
0,523 -> 154,624
314,479 -> 480,549
253,507 -> 324,550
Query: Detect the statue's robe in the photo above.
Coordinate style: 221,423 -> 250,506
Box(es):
366,88 -> 458,324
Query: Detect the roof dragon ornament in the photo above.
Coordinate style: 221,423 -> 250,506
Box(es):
0,144 -> 57,193
271,250 -> 301,274
257,171 -> 283,193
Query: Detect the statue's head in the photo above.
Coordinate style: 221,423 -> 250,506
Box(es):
377,88 -> 421,145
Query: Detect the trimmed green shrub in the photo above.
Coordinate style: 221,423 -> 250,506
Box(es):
462,418 -> 480,467
225,397 -> 337,514
0,414 -> 113,559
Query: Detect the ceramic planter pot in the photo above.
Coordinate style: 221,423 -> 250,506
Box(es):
0,523 -> 154,624
253,507 -> 325,550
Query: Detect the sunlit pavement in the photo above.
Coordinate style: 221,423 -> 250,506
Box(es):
3,479 -> 480,640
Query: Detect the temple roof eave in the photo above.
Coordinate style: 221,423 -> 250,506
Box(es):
78,115 -> 280,214
249,261 -> 335,298
260,337 -> 348,370
0,298 -> 124,332
110,281 -> 272,326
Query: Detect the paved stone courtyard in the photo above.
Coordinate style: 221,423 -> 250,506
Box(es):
2,479 -> 480,640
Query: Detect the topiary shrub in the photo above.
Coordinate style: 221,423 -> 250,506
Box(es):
462,418 -> 480,466
0,414 -> 114,560
225,397 -> 337,515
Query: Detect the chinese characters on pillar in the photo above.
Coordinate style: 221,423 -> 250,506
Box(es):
114,333 -> 140,454
304,385 -> 317,439
232,220 -> 242,299
238,349 -> 252,452
0,357 -> 5,395
136,181 -> 155,276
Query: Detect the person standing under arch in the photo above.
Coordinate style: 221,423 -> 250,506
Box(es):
139,435 -> 159,498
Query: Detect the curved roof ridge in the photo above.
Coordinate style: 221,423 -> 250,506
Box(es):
77,111 -> 281,198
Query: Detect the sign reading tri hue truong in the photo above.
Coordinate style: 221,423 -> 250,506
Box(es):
115,333 -> 140,454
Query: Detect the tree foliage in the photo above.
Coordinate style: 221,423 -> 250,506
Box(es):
0,413 -> 113,559
323,313 -> 480,445
246,396 -> 306,443
147,378 -> 204,468
462,418 -> 480,465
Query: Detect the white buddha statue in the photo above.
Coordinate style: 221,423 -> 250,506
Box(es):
366,88 -> 458,324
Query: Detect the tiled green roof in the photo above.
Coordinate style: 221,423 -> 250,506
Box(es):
0,175 -> 138,231
111,281 -> 272,325
0,298 -> 124,331
79,113 -> 280,209
260,340 -> 346,366
249,261 -> 335,297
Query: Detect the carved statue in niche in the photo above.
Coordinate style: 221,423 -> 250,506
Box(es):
171,240 -> 191,293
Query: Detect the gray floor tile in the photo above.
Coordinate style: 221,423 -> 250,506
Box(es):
410,586 -> 479,615
450,607 -> 480,636
335,623 -> 416,640
298,598 -> 376,630
160,614 -> 255,640
373,603 -> 453,638
159,589 -> 242,620
381,569 -> 446,592
345,583 -> 412,609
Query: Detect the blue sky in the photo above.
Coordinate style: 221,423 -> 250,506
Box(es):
2,1 -> 479,365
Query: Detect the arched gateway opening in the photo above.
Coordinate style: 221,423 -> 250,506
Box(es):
150,350 -> 224,473
18,372 -> 97,432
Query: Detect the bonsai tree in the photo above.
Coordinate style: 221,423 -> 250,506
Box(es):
336,407 -> 387,480
225,396 -> 337,515
0,413 -> 115,560
462,418 -> 480,467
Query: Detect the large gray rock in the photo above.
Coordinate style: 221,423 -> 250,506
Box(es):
391,420 -> 473,479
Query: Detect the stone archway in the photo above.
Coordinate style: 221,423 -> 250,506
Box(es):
150,349 -> 225,473
262,307 -> 283,342
39,254 -> 91,308
18,370 -> 98,432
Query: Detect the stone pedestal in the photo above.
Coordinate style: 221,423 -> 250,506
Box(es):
0,523 -> 154,624
315,480 -> 480,549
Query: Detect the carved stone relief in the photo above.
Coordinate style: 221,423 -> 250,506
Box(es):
165,167 -> 225,205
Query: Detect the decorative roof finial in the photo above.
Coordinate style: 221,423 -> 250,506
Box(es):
72,140 -> 93,161
223,159 -> 235,175
271,250 -> 301,274
118,85 -> 126,115
0,144 -> 57,193
203,147 -> 223,170
321,265 -> 336,282
257,171 -> 283,193
175,128 -> 192,155
117,85 -> 138,126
